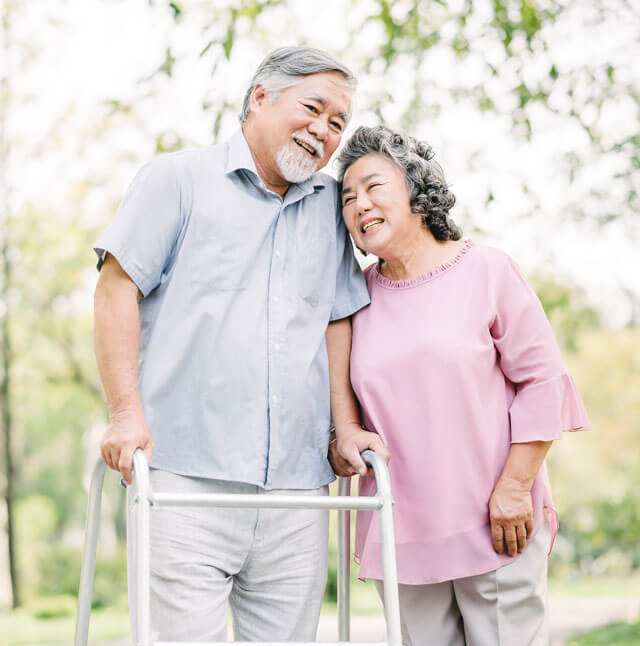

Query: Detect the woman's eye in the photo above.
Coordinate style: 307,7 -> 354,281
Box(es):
368,183 -> 381,190
343,197 -> 354,205
304,104 -> 319,114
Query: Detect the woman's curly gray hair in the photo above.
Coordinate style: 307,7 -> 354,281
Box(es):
336,125 -> 461,243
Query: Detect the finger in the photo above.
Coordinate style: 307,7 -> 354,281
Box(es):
369,438 -> 391,463
329,446 -> 353,477
504,526 -> 518,556
343,445 -> 367,476
525,518 -> 534,538
101,439 -> 117,470
336,463 -> 355,477
491,523 -> 505,554
516,524 -> 527,552
119,445 -> 135,485
108,447 -> 120,472
342,463 -> 357,477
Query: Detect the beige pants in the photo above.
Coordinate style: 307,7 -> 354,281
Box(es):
375,521 -> 551,646
128,469 -> 329,643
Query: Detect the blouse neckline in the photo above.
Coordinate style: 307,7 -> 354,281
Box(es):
372,240 -> 475,289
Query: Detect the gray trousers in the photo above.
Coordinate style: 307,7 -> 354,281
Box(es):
128,469 -> 329,642
375,521 -> 551,646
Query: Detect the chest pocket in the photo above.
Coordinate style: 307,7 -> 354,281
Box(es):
190,209 -> 249,291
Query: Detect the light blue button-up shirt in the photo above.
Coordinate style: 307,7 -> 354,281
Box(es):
95,130 -> 370,489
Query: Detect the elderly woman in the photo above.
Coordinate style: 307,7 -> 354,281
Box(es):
333,126 -> 590,645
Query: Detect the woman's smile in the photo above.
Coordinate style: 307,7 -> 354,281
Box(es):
360,217 -> 385,234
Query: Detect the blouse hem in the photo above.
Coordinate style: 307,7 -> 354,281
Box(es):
355,507 -> 552,585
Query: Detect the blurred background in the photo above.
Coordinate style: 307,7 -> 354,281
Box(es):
0,0 -> 638,644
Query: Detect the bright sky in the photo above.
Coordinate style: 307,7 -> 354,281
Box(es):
3,0 -> 639,325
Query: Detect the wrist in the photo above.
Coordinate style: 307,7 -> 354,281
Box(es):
109,404 -> 144,423
333,421 -> 363,438
497,472 -> 535,492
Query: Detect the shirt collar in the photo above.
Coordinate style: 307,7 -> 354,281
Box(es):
225,128 -> 326,197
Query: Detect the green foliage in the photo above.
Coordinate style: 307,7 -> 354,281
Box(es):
37,545 -> 127,610
158,47 -> 176,77
491,0 -> 550,48
547,328 -> 640,580
531,277 -> 600,352
16,495 -> 58,540
552,492 -> 640,577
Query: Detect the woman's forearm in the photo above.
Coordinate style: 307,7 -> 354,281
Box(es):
325,317 -> 390,475
498,441 -> 553,489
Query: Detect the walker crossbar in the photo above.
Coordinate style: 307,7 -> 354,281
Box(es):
74,448 -> 402,646
150,493 -> 382,511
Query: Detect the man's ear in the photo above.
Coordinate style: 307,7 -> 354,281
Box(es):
249,84 -> 268,115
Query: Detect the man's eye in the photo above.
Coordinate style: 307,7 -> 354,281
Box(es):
304,104 -> 319,114
368,183 -> 381,190
331,122 -> 343,132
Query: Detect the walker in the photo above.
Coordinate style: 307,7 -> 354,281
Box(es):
74,448 -> 401,645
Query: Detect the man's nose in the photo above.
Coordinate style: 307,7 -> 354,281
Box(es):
308,117 -> 329,142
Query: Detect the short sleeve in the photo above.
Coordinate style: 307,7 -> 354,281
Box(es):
330,206 -> 370,322
489,253 -> 590,442
94,156 -> 184,297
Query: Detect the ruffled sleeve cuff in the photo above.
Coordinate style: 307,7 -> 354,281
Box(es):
509,373 -> 591,443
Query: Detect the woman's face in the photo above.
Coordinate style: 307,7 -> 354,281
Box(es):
341,153 -> 421,258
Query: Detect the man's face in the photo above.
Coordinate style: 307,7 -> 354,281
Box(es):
250,71 -> 352,185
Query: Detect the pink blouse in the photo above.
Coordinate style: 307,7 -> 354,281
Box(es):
351,241 -> 589,584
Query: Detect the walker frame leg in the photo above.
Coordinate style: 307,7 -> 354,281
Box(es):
74,459 -> 107,646
337,477 -> 351,641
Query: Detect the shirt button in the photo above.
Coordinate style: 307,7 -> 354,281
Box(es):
274,296 -> 280,303
274,343 -> 281,351
272,395 -> 278,404
275,249 -> 281,258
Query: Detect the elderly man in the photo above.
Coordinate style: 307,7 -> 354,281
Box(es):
93,47 -> 387,642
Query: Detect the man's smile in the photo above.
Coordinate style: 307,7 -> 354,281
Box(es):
293,137 -> 319,157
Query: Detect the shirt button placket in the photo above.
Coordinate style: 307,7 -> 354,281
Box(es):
266,205 -> 285,487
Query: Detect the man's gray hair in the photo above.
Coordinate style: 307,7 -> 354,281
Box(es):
239,46 -> 357,123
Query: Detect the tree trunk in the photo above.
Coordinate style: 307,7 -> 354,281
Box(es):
0,1 -> 20,609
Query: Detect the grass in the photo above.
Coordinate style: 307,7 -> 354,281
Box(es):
569,620 -> 640,645
1,606 -> 130,645
0,597 -> 381,645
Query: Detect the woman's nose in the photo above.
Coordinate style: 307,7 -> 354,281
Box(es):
356,192 -> 372,214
